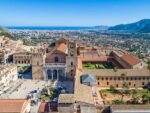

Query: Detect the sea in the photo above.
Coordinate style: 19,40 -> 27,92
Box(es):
6,26 -> 107,31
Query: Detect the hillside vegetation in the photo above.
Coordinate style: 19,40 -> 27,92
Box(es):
0,28 -> 17,40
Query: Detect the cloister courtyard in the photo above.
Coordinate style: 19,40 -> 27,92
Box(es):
100,87 -> 150,105
83,62 -> 115,69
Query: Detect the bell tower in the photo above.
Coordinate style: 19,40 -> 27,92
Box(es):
32,49 -> 45,79
66,40 -> 77,79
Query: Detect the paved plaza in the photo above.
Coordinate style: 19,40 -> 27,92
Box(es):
1,79 -> 51,99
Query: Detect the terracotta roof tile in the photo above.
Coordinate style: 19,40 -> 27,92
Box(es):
38,102 -> 49,113
0,99 -> 29,113
121,54 -> 141,66
56,43 -> 67,53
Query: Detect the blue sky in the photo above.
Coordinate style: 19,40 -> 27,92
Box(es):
0,0 -> 150,26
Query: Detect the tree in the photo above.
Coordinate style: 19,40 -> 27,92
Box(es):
147,60 -> 150,75
113,67 -> 118,76
142,94 -> 150,104
124,83 -> 130,94
147,60 -> 150,94
110,85 -> 118,93
120,73 -> 127,101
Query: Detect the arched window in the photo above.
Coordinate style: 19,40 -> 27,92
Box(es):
37,61 -> 39,66
54,57 -> 59,63
71,70 -> 73,76
71,61 -> 73,66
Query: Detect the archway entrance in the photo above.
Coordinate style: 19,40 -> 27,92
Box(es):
47,70 -> 52,79
58,70 -> 64,80
53,70 -> 57,80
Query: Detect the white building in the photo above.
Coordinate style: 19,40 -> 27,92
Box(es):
0,64 -> 18,87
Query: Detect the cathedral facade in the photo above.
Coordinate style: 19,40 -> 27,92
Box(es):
32,37 -> 77,81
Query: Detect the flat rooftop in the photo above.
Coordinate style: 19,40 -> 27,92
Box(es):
111,105 -> 150,113
74,70 -> 94,105
82,69 -> 150,77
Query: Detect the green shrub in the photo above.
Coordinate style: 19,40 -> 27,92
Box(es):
109,85 -> 118,93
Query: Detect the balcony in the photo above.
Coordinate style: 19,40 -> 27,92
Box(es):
44,63 -> 66,68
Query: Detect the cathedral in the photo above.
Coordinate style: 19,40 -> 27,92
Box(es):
32,37 -> 77,80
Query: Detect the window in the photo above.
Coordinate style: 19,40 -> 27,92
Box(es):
129,82 -> 131,86
135,77 -> 137,80
106,77 -> 108,80
126,77 -> 128,80
134,84 -> 136,87
71,61 -> 73,66
97,82 -> 100,85
101,77 -> 104,80
139,77 -> 141,80
110,77 -> 112,80
70,51 -> 74,56
37,61 -> 39,66
97,77 -> 99,80
147,77 -> 149,80
114,77 -> 116,80
143,77 -> 145,80
54,57 -> 59,63
107,82 -> 109,85
142,82 -> 145,85
70,44 -> 74,48
116,84 -> 118,87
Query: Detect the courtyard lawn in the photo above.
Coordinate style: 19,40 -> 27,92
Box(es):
98,64 -> 105,69
100,89 -> 150,105
83,62 -> 114,69
83,63 -> 96,69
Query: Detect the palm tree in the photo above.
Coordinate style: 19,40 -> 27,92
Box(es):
147,61 -> 150,76
147,60 -> 150,95
113,67 -> 118,76
120,72 -> 127,101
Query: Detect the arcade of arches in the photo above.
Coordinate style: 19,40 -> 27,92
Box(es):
43,68 -> 66,81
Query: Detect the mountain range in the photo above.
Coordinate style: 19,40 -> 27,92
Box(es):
109,19 -> 150,33
1,19 -> 150,33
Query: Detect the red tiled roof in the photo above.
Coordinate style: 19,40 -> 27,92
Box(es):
121,54 -> 141,66
13,51 -> 31,55
56,43 -> 67,53
0,99 -> 29,113
38,102 -> 50,113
